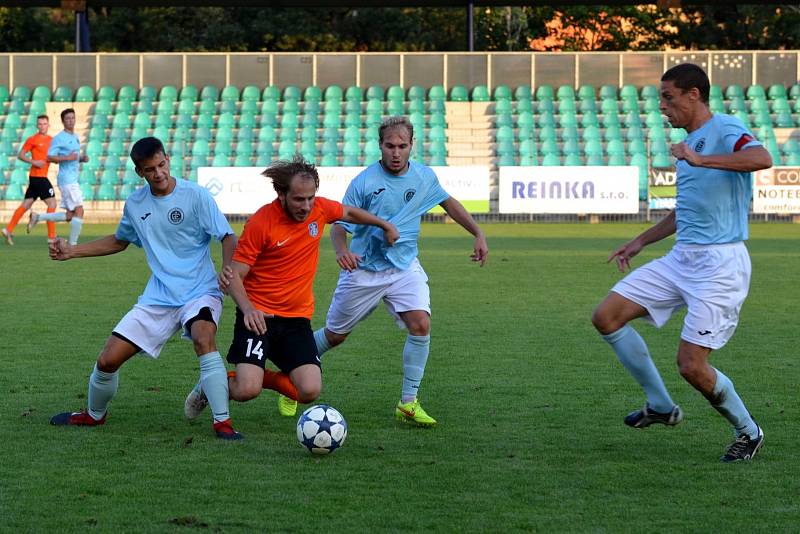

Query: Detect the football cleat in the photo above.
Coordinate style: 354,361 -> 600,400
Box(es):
277,394 -> 298,417
50,410 -> 106,426
624,404 -> 683,428
395,399 -> 437,427
1,228 -> 13,246
26,212 -> 40,234
184,385 -> 208,419
721,426 -> 764,462
213,419 -> 243,441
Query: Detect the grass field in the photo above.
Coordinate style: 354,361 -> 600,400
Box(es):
2,222 -> 799,532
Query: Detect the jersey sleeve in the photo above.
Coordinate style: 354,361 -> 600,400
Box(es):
197,186 -> 234,241
721,118 -> 761,153
21,136 -> 34,154
232,211 -> 268,267
115,203 -> 141,247
46,136 -> 60,157
319,197 -> 345,224
420,168 -> 451,210
335,175 -> 365,233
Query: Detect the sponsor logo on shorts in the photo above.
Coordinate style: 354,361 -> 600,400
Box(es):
308,222 -> 319,237
168,207 -> 184,225
404,188 -> 416,202
698,330 -> 712,336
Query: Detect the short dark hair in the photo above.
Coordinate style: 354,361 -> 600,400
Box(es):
262,154 -> 319,195
130,137 -> 166,167
379,116 -> 414,143
60,108 -> 75,121
661,63 -> 710,103
36,114 -> 48,121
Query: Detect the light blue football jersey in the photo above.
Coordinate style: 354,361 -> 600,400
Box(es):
337,161 -> 450,271
115,179 -> 233,306
676,114 -> 761,245
47,130 -> 81,185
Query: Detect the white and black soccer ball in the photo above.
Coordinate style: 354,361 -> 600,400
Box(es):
296,404 -> 348,455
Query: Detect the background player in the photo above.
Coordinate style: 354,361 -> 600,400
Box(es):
28,108 -> 88,245
286,116 -> 488,427
1,115 -> 56,244
184,156 -> 398,419
591,63 -> 772,462
49,137 -> 242,440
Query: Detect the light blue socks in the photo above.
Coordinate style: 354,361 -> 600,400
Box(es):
68,217 -> 83,245
401,334 -> 430,403
87,363 -> 119,420
602,325 -> 675,413
314,328 -> 332,356
198,352 -> 230,423
711,368 -> 759,439
37,211 -> 67,222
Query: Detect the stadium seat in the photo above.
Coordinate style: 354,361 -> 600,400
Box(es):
4,183 -> 24,201
31,85 -> 51,101
53,85 -> 73,102
535,85 -> 554,101
158,85 -> 178,102
556,85 -> 575,101
344,85 -> 362,102
221,85 -> 240,102
577,85 -> 595,100
324,85 -> 343,102
449,85 -> 469,102
283,86 -> 301,101
139,85 -> 157,101
200,85 -> 219,101
240,85 -> 260,103
365,85 -> 384,101
493,85 -> 511,101
471,85 -> 490,102
725,84 -> 744,99
262,86 -> 280,101
96,184 -> 116,201
428,85 -> 446,102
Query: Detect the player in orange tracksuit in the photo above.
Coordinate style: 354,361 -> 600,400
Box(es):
183,156 -> 398,418
2,115 -> 56,245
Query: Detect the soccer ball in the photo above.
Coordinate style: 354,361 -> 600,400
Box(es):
296,404 -> 348,455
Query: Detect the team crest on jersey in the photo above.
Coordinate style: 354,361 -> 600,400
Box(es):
404,189 -> 416,203
308,222 -> 319,237
694,138 -> 706,152
168,207 -> 184,225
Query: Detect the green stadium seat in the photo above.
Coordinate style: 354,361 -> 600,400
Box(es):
471,85 -> 490,102
449,85 -> 468,102
535,85 -> 553,101
559,113 -> 578,129
669,128 -> 687,143
775,111 -> 794,128
324,85 -> 343,102
241,85 -> 260,102
219,100 -> 237,114
95,184 -> 116,201
428,113 -> 447,128
493,85 -> 511,101
563,153 -> 581,166
709,98 -> 725,113
516,111 -> 534,130
139,85 -> 157,101
53,85 -> 73,102
32,85 -> 51,101
709,84 -> 723,100
583,125 -> 601,142
344,85 -> 362,102
283,86 -> 301,101
725,84 -> 744,99
621,98 -> 640,114
258,127 -> 276,143
365,85 -> 384,101
118,85 -> 136,102
562,138 -> 580,156
200,85 -> 219,101
556,85 -> 574,101
620,85 -> 638,100
771,98 -> 790,113
11,86 -> 29,102
0,85 -> 8,103
604,125 -> 622,142
782,138 -> 800,155
385,85 -> 403,102
428,85 -> 446,102
577,85 -> 595,100
607,153 -> 626,166
561,126 -> 579,142
728,96 -> 746,113
496,126 -> 513,143
387,100 -> 403,115
746,85 -> 766,100
652,153 -> 672,168
541,153 -> 560,166
767,84 -> 786,99
785,153 -> 800,165
221,85 -> 240,102
514,85 -> 532,102
584,139 -> 603,157
606,139 -> 625,157
495,113 -> 513,129
788,84 -> 800,99
599,85 -> 617,100
537,112 -> 555,128
303,86 -> 322,102
262,85 -> 280,101
641,85 -> 660,100
210,153 -> 229,166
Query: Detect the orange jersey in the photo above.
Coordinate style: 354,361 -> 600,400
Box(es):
21,133 -> 52,178
233,197 -> 344,319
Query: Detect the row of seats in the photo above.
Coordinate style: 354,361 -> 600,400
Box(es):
3,82 -> 800,104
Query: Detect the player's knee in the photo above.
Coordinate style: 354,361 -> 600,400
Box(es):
96,353 -> 121,373
677,359 -> 701,384
296,383 -> 321,404
192,335 -> 217,355
591,306 -> 619,335
326,330 -> 348,347
230,382 -> 261,402
406,317 -> 430,336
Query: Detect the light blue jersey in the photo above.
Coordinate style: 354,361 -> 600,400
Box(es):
47,130 -> 81,186
115,179 -> 233,306
676,114 -> 761,245
338,161 -> 450,271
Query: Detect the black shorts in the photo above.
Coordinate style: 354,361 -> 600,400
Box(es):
226,308 -> 320,374
24,177 -> 55,200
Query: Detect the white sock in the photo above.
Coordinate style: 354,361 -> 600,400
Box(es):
68,217 -> 83,245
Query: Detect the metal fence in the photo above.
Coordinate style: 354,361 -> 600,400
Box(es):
1,50 -> 798,93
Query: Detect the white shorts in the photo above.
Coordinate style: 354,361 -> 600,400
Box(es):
325,258 -> 431,334
612,242 -> 751,350
59,183 -> 83,211
113,294 -> 223,358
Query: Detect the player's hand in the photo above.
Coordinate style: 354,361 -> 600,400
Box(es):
49,237 -> 71,261
670,142 -> 702,166
31,159 -> 45,169
218,265 -> 234,292
242,308 -> 271,336
336,250 -> 362,272
471,234 -> 488,267
383,223 -> 399,246
607,238 -> 643,272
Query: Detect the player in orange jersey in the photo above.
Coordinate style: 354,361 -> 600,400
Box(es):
2,115 -> 56,245
183,156 -> 398,419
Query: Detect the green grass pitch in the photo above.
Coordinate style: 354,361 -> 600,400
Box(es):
1,222 -> 798,531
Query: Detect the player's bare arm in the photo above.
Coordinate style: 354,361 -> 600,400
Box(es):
608,210 -> 677,272
439,196 -> 488,266
49,235 -> 129,261
225,260 -> 270,335
671,143 -> 772,172
340,205 -> 399,246
330,223 -> 361,272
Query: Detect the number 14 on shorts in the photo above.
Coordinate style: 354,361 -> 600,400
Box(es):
245,338 -> 264,360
